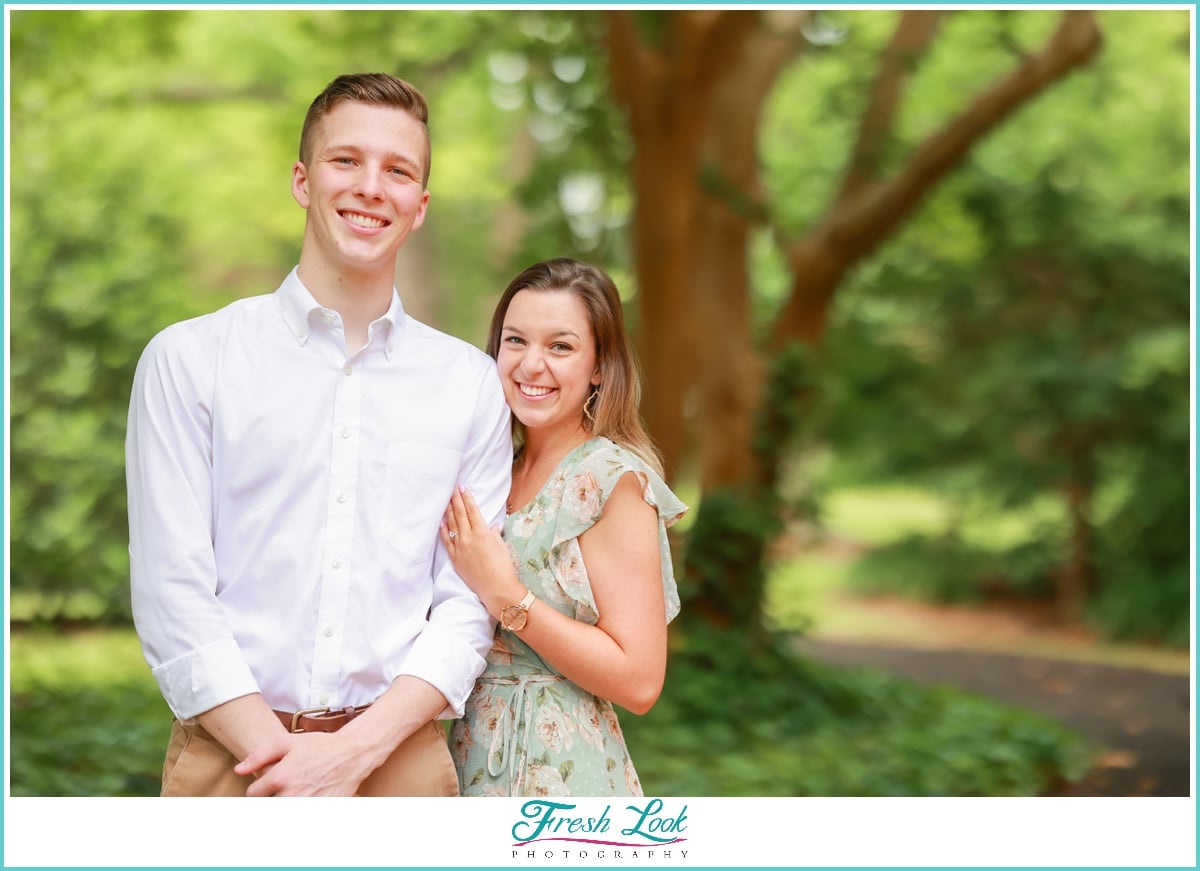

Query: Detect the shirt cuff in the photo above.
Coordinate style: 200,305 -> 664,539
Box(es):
396,626 -> 490,719
151,638 -> 261,721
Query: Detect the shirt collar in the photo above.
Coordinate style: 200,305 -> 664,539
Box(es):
273,267 -> 406,358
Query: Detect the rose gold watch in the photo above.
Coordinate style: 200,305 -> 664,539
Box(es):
500,589 -> 536,632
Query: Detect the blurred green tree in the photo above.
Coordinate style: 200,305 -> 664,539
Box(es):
825,168 -> 1189,641
596,10 -> 1112,639
7,9 -> 1189,647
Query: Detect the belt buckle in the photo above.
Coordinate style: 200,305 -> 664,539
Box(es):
290,706 -> 331,733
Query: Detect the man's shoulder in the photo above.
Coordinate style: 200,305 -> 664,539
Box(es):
400,316 -> 494,370
144,295 -> 274,349
136,296 -> 275,378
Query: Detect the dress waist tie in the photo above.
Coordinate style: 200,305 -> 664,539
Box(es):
479,673 -> 565,796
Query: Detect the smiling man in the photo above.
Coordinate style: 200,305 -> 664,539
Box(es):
126,73 -> 512,796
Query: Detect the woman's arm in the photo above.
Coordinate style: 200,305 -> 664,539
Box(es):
441,474 -> 667,714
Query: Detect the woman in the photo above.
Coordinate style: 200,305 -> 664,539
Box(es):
440,258 -> 686,797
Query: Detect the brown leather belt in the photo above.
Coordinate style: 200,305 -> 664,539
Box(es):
274,704 -> 371,734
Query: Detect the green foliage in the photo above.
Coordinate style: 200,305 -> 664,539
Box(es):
624,626 -> 1090,795
1089,447 -> 1192,645
10,628 -> 168,796
8,8 -> 1189,652
9,627 -> 1089,797
11,681 -> 168,797
815,39 -> 1190,641
678,486 -> 780,633
681,342 -> 822,634
846,533 -> 1061,603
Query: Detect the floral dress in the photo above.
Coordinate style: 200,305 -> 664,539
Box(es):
450,437 -> 687,797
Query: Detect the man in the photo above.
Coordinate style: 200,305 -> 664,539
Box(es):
126,73 -> 511,796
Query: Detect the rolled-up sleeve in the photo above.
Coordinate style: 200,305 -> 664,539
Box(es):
126,327 -> 258,720
397,362 -> 511,718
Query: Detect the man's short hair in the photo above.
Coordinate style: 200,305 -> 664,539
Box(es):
299,73 -> 431,187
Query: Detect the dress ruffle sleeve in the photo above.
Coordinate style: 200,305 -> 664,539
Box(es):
545,439 -> 687,624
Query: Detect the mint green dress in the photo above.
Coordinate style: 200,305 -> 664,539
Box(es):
450,437 -> 687,797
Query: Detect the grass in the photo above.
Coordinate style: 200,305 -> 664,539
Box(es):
820,484 -> 1066,551
819,485 -> 953,545
10,624 -> 150,687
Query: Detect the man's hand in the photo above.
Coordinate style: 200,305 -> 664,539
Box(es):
236,731 -> 372,796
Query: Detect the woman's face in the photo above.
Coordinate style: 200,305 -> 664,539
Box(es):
496,289 -> 601,436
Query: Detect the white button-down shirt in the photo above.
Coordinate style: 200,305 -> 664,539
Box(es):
127,268 -> 511,721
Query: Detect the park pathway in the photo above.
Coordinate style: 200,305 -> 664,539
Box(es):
793,638 -> 1192,797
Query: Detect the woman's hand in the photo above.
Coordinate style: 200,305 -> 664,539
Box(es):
440,486 -> 524,617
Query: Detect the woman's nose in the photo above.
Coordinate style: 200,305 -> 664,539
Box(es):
520,347 -> 546,374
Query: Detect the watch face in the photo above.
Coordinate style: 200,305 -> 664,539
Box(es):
502,605 -> 528,632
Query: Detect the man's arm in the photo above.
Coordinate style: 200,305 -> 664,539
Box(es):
127,327 -> 261,727
395,361 -> 512,717
198,694 -> 288,762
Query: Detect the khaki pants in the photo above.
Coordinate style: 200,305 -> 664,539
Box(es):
160,718 -> 459,796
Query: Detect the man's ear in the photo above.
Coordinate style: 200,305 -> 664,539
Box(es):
410,189 -> 431,232
291,161 -> 310,209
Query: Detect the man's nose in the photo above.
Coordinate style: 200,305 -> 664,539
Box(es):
354,166 -> 384,198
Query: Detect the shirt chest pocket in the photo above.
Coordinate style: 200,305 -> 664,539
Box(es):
380,442 -> 462,565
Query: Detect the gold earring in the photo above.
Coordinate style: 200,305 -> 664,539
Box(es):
583,385 -> 599,426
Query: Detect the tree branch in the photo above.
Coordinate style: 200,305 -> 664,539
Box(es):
836,10 -> 944,205
822,10 -> 1102,256
771,10 -> 1102,347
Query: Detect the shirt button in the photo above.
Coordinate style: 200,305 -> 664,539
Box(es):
323,312 -> 335,324
332,558 -> 343,569
318,694 -> 330,706
343,363 -> 352,376
323,626 -> 335,638
341,427 -> 351,439
336,492 -> 347,504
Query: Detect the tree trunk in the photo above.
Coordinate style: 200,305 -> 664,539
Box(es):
606,10 -> 765,482
693,11 -> 809,491
1058,479 -> 1097,622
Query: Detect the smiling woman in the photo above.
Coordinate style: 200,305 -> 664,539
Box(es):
439,258 -> 688,797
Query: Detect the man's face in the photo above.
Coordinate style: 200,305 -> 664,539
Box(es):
291,101 -> 431,278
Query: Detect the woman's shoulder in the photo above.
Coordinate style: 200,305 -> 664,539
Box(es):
570,436 -> 650,477
563,437 -> 687,528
